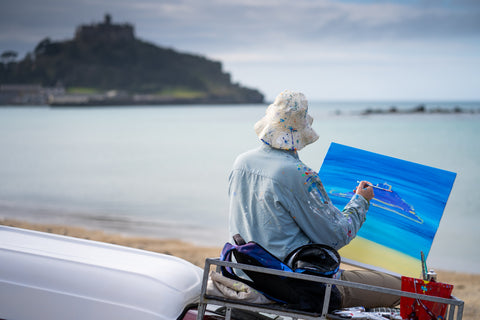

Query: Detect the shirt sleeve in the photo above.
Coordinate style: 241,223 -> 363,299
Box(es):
282,169 -> 370,250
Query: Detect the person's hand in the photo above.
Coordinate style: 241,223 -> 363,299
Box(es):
355,180 -> 374,202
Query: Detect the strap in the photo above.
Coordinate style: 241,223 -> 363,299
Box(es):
233,234 -> 246,245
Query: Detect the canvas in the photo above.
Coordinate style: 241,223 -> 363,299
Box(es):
318,143 -> 456,277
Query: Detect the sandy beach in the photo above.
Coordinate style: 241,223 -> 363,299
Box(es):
1,218 -> 478,319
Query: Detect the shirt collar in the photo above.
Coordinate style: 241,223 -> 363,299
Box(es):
260,142 -> 299,160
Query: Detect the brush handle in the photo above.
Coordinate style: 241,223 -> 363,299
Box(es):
356,181 -> 392,192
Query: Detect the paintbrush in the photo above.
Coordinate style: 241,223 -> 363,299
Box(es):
356,181 -> 393,192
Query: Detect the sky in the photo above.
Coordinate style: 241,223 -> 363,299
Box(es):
0,0 -> 479,101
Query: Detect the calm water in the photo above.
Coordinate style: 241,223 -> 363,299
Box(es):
0,101 -> 479,274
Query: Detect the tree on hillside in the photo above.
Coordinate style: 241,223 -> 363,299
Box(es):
1,50 -> 18,64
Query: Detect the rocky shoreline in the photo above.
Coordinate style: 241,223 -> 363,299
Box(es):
360,104 -> 479,115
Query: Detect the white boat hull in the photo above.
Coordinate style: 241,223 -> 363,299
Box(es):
0,226 -> 203,320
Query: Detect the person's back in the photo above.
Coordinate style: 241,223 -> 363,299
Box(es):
229,145 -> 315,260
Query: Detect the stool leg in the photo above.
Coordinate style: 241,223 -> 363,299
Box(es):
196,303 -> 207,320
225,307 -> 232,320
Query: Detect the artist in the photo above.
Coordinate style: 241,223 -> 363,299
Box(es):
228,89 -> 401,308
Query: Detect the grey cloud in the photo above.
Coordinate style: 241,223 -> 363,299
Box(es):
133,0 -> 480,50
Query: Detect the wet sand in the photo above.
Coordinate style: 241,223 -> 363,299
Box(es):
1,218 -> 478,319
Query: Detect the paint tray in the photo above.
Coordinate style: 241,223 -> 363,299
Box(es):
400,276 -> 454,320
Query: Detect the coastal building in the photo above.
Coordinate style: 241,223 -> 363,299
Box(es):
0,84 -> 64,105
75,14 -> 134,43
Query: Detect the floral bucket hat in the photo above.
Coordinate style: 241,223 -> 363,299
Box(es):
254,90 -> 319,151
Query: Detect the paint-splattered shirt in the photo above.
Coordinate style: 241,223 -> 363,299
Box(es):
228,144 -> 369,260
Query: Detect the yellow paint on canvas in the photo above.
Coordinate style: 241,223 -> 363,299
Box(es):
339,236 -> 422,277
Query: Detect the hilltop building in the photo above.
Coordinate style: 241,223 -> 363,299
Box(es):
75,14 -> 134,43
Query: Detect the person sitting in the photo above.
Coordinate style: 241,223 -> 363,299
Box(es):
228,89 -> 401,308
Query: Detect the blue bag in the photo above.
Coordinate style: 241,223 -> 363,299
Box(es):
220,234 -> 342,313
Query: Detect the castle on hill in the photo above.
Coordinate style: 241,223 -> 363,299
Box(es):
75,14 -> 134,43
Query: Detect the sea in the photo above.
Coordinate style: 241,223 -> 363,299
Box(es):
0,101 -> 479,274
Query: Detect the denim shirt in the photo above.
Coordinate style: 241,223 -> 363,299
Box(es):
228,144 -> 369,261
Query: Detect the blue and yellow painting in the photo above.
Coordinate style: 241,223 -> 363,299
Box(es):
318,143 -> 456,277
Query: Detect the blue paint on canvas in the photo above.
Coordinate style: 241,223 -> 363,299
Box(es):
318,143 -> 456,259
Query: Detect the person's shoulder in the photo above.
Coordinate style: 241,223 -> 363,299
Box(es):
234,146 -> 261,161
231,146 -> 262,169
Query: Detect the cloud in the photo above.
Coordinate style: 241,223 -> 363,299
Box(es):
141,0 -> 480,44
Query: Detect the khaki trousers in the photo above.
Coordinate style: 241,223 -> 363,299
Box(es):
337,270 -> 402,308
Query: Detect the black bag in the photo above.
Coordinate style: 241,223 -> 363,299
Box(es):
285,243 -> 341,277
220,234 -> 342,313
